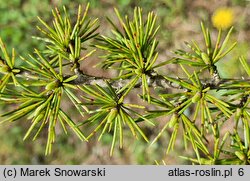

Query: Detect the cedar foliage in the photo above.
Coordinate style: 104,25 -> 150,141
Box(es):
0,4 -> 249,164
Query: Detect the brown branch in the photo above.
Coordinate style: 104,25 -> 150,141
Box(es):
15,66 -> 250,91
65,69 -> 250,91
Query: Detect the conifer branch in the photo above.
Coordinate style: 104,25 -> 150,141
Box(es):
0,5 -> 249,163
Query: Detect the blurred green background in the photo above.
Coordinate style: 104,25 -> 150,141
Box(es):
0,0 -> 249,164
